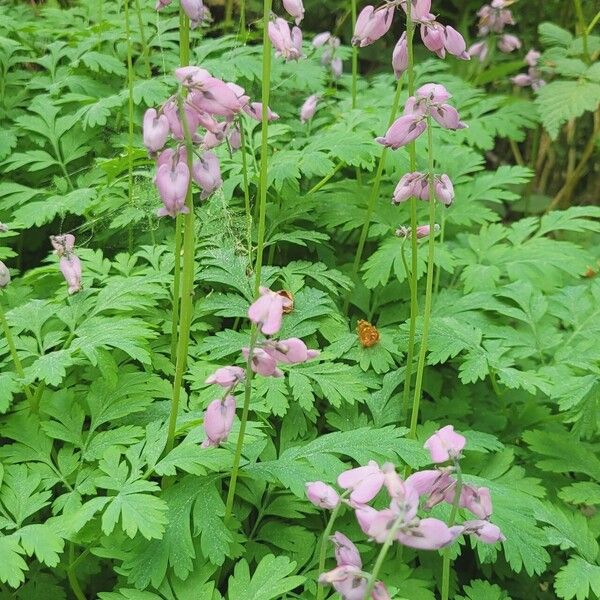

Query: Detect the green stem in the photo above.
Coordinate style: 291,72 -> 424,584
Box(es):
408,117 -> 436,439
402,1 -> 420,422
307,162 -> 344,195
133,0 -> 152,77
170,215 -> 183,363
573,0 -> 589,61
225,0 -> 234,26
345,78 -> 403,312
315,494 -> 347,600
434,211 -> 446,296
67,543 -> 86,600
0,299 -> 35,408
240,0 -> 247,38
239,120 -> 253,266
124,0 -> 135,254
441,462 -> 463,600
587,10 -> 600,34
223,0 -> 273,523
350,0 -> 358,109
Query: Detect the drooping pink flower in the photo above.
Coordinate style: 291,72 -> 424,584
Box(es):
416,83 -> 452,104
156,146 -> 187,169
331,57 -> 343,78
59,255 -> 82,295
188,78 -> 243,117
228,125 -> 242,151
429,103 -> 468,130
337,461 -> 385,504
397,518 -> 462,549
421,21 -> 446,57
163,100 -> 201,141
444,26 -> 470,60
459,485 -> 493,519
306,481 -> 340,509
192,151 -> 222,199
156,0 -> 173,10
248,287 -> 292,335
205,366 -> 245,388
50,234 -> 76,257
242,347 -> 283,378
424,425 -> 466,463
180,0 -> 208,28
365,508 -> 398,543
319,566 -> 367,600
498,33 -> 521,53
376,114 -> 426,149
392,33 -> 408,79
354,503 -> 378,535
462,519 -> 506,543
331,532 -> 362,568
352,5 -> 394,48
415,224 -> 439,238
511,73 -> 533,87
313,31 -> 332,47
264,338 -> 319,364
269,17 -> 303,61
243,102 -> 280,122
525,49 -> 541,67
143,108 -> 170,153
155,161 -> 190,218
175,66 -> 211,87
468,40 -> 489,62
434,174 -> 454,205
300,94 -> 319,123
0,261 -> 11,288
372,582 -> 392,600
400,0 -> 432,21
283,0 -> 304,25
393,172 -> 424,204
201,395 -> 236,448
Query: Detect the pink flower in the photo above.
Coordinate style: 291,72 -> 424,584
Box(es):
201,396 -> 236,447
372,582 -> 392,600
460,485 -> 493,519
180,0 -> 208,28
192,151 -> 222,199
156,0 -> 173,9
354,503 -> 378,535
337,461 -> 385,504
406,469 -> 455,509
163,100 -> 200,140
0,261 -> 11,288
392,33 -> 408,79
468,40 -> 489,62
188,78 -> 243,117
313,32 -> 331,48
393,172 -> 424,203
376,114 -> 426,149
430,103 -> 468,130
243,347 -> 283,378
143,108 -> 170,153
331,57 -> 343,78
205,366 -> 245,388
367,508 -> 398,543
156,146 -> 187,169
283,0 -> 304,25
424,425 -> 466,463
155,161 -> 190,218
269,17 -> 303,61
498,33 -> 521,53
331,532 -> 362,568
264,338 -> 319,364
444,26 -> 470,60
59,255 -> 82,295
306,481 -> 340,509
319,566 -> 367,600
248,287 -> 291,335
525,49 -> 541,67
397,518 -> 462,549
462,519 -> 506,543
416,83 -> 452,104
352,5 -> 394,48
511,73 -> 533,87
421,21 -> 446,57
401,0 -> 432,21
243,102 -> 280,122
300,94 -> 319,123
228,125 -> 242,150
175,66 -> 211,87
416,224 -> 439,238
434,174 -> 454,205
50,234 -> 75,257
381,465 -> 420,521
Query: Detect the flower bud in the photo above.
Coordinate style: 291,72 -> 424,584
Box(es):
201,396 -> 236,448
180,0 -> 208,28
205,366 -> 245,388
306,481 -> 340,509
392,33 -> 408,79
300,94 -> 319,123
498,33 -> 521,53
283,0 -> 304,25
0,261 -> 10,288
424,425 -> 466,463
143,108 -> 170,154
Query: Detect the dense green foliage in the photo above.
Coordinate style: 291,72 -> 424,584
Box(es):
0,0 -> 599,599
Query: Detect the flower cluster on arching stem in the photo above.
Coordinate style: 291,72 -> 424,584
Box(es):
308,426 -> 505,598
202,287 -> 318,447
50,234 -> 83,295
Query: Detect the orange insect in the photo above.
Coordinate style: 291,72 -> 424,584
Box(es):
357,319 -> 380,348
277,290 -> 294,314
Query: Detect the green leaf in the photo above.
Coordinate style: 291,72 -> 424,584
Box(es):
0,535 -> 27,588
18,524 -> 64,567
227,554 -> 305,600
555,557 -> 600,600
0,372 -> 20,413
457,580 -> 512,600
539,22 -> 574,47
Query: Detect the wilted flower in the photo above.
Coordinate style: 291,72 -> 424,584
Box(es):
205,366 -> 245,388
202,396 -> 236,447
60,255 -> 82,295
424,425 -> 466,463
155,161 -> 190,218
248,286 -> 292,335
300,94 -> 320,123
0,261 -> 10,288
306,481 -> 340,509
50,234 -> 75,257
352,5 -> 394,47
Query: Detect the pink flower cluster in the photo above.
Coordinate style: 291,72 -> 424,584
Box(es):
201,287 -> 318,447
468,0 -> 521,61
377,83 -> 466,150
313,31 -> 343,79
156,0 -> 210,29
308,426 -> 505,596
393,172 -> 454,206
50,234 -> 82,295
512,49 -> 546,90
144,66 -> 279,218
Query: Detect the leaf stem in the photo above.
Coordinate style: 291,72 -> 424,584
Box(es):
133,0 -> 152,77
351,0 -> 358,109
573,0 -> 590,61
67,543 -> 86,600
124,0 -> 135,254
441,461 -> 463,600
409,116 -> 436,439
239,119 -> 253,266
307,162 -> 344,195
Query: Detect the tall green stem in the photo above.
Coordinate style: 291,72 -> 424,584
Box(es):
0,298 -> 35,408
124,0 -> 135,253
409,117 -> 436,439
133,0 -> 152,77
345,78 -> 403,312
573,0 -> 589,61
402,1 -> 420,421
164,13 -> 194,457
351,0 -> 358,109
240,0 -> 247,38
239,120 -> 253,266
225,0 -> 234,26
223,0 -> 273,523
441,462 -> 463,600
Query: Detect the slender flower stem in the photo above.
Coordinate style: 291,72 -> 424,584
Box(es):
441,462 -> 463,600
587,10 -> 600,34
307,162 -> 344,195
124,0 -> 135,253
351,0 -> 358,109
164,11 -> 195,457
239,120 -> 253,266
315,494 -> 348,600
434,212 -> 446,296
240,0 -> 247,39
409,117 -> 436,439
67,543 -> 86,600
345,78 -> 403,313
402,1 -> 420,421
225,0 -> 234,26
573,0 -> 590,61
133,0 -> 152,77
223,0 -> 273,523
0,299 -> 35,408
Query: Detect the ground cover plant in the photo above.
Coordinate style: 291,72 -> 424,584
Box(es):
0,0 -> 599,598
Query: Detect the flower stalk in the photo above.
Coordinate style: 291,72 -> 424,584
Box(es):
441,461 -> 463,600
